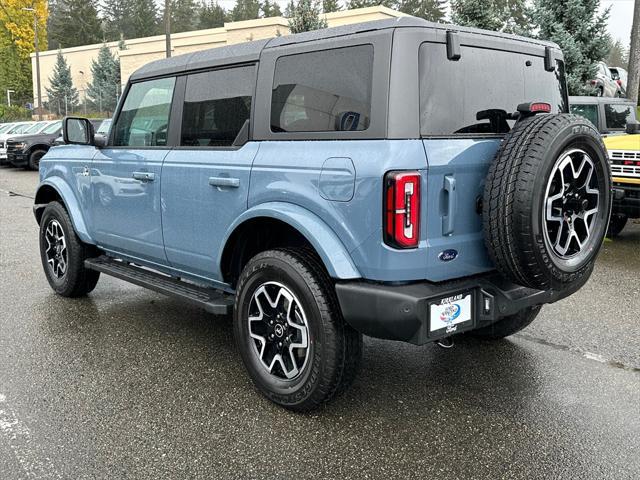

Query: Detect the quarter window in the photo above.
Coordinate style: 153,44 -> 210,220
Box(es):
570,104 -> 599,129
113,77 -> 175,147
180,65 -> 255,147
271,45 -> 374,133
604,104 -> 634,130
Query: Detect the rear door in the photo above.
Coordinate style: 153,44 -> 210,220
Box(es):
91,76 -> 176,264
161,65 -> 258,281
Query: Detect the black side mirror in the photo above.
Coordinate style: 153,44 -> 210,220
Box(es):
63,117 -> 95,145
626,122 -> 640,135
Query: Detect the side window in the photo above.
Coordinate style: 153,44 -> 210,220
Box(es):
604,104 -> 633,130
271,45 -> 373,133
181,65 -> 255,147
113,77 -> 175,147
569,104 -> 599,128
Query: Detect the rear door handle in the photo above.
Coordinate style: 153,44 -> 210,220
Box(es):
442,175 -> 457,236
209,177 -> 240,188
132,171 -> 155,182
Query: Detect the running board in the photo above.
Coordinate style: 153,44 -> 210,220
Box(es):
85,256 -> 234,315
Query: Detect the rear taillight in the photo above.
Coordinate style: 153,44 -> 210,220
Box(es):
616,79 -> 622,86
384,171 -> 420,249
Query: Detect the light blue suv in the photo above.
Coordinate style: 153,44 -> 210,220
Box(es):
34,18 -> 612,410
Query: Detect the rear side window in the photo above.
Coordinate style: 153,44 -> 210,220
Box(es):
604,104 -> 634,130
570,104 -> 599,128
271,45 -> 373,133
181,65 -> 255,147
419,44 -> 568,136
113,77 -> 175,147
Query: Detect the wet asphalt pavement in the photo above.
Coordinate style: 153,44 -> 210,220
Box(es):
0,167 -> 639,479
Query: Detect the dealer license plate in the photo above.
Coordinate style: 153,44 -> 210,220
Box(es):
429,292 -> 473,334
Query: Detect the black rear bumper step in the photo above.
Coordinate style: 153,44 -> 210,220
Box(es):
85,256 -> 233,315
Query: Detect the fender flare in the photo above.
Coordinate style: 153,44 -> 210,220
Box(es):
34,179 -> 93,244
220,202 -> 361,279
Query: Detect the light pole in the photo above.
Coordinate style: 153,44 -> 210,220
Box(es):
164,0 -> 171,58
79,70 -> 87,115
22,7 -> 42,121
6,89 -> 15,107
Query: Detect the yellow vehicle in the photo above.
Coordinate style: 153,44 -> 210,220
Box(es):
603,123 -> 640,236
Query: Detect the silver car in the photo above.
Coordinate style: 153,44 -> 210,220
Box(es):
587,61 -> 622,97
609,67 -> 628,97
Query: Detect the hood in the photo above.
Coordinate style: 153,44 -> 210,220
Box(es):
5,131 -> 61,144
603,134 -> 640,151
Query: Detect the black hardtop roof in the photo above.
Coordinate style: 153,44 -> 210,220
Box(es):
569,96 -> 637,106
129,16 -> 561,82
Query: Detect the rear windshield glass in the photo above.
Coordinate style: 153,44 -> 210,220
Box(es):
271,45 -> 373,133
419,44 -> 568,136
604,104 -> 635,130
570,104 -> 599,128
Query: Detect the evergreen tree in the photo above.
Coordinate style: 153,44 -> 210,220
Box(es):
398,0 -> 446,22
451,0 -> 532,35
284,0 -> 296,16
605,39 -> 629,69
131,0 -> 159,38
534,0 -> 611,95
86,45 -> 121,114
45,50 -> 79,115
288,0 -> 327,33
322,0 -> 341,13
232,0 -> 261,21
200,1 -> 227,28
47,0 -> 102,49
102,0 -> 135,41
262,0 -> 283,17
347,0 -> 395,8
170,0 -> 201,33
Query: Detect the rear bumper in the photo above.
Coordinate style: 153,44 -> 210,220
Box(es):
335,272 -> 587,345
612,184 -> 640,218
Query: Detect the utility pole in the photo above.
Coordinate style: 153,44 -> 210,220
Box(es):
627,0 -> 640,105
164,0 -> 172,58
6,90 -> 14,107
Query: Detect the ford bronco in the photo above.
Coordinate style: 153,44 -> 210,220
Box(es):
34,18 -> 612,411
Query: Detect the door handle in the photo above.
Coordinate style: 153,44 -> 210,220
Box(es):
132,171 -> 155,182
442,175 -> 457,236
209,177 -> 240,188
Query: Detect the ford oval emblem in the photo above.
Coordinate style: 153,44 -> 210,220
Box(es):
438,249 -> 458,262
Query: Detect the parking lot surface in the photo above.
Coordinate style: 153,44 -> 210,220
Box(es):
1,167 -> 639,479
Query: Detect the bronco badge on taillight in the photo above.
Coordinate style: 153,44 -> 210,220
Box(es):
384,171 -> 421,249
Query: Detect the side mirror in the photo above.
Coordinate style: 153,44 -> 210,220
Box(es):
63,117 -> 95,145
626,122 -> 640,135
94,134 -> 107,148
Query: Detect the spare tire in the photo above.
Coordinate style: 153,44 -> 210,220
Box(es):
483,114 -> 611,290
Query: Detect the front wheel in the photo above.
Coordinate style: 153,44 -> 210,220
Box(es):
39,201 -> 100,297
234,248 -> 362,411
28,149 -> 47,171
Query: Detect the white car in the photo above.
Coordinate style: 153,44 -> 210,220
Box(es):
609,67 -> 628,97
0,122 -> 34,163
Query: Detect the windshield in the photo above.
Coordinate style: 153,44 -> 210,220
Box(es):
0,124 -> 14,134
9,123 -> 30,134
24,122 -> 47,134
419,44 -> 568,136
42,121 -> 62,134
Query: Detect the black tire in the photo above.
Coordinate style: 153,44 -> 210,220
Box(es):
39,201 -> 100,297
470,306 -> 541,340
27,149 -> 46,171
483,114 -> 611,290
607,213 -> 628,238
234,248 -> 362,411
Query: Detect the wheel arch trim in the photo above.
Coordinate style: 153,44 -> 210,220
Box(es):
34,179 -> 93,244
219,202 -> 361,280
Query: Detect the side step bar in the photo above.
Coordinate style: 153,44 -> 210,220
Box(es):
85,256 -> 234,315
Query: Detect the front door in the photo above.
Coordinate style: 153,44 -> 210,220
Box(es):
91,77 -> 176,264
161,65 -> 258,281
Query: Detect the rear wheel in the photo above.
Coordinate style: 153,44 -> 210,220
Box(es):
234,248 -> 362,411
39,201 -> 100,297
28,149 -> 46,171
470,306 -> 541,340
